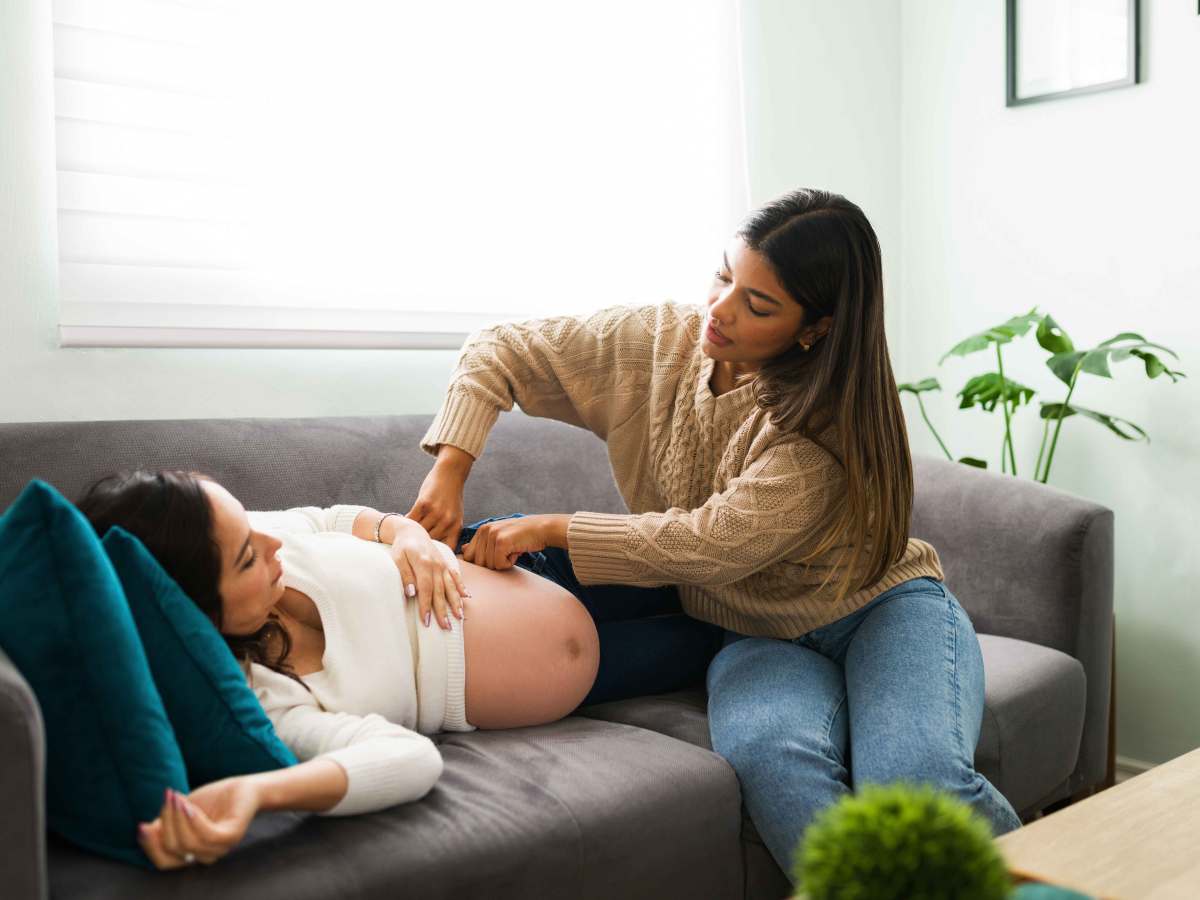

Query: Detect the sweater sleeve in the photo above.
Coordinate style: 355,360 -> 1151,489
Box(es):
420,302 -> 667,461
248,506 -> 366,536
566,439 -> 845,589
250,664 -> 444,817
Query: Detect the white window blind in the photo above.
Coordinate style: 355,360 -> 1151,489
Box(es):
52,0 -> 750,349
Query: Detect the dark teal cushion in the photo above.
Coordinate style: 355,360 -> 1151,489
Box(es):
102,527 -> 297,785
0,480 -> 187,869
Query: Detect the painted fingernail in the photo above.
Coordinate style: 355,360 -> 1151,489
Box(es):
424,610 -> 431,627
406,583 -> 417,598
183,801 -> 194,820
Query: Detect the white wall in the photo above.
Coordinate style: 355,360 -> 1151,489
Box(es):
739,0 -> 904,348
898,1 -> 1200,765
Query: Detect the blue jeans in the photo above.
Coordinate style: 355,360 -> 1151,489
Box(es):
706,576 -> 1022,880
455,514 -> 725,707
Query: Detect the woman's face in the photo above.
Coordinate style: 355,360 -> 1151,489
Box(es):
701,235 -> 827,369
200,480 -> 285,637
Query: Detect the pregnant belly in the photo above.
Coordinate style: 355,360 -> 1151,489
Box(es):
456,555 -> 600,729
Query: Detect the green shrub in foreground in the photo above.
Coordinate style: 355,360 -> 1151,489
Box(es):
794,782 -> 1012,900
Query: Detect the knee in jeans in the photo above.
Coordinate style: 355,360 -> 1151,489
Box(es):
706,637 -> 774,695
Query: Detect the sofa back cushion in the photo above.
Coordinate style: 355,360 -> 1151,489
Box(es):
0,480 -> 188,868
102,527 -> 297,786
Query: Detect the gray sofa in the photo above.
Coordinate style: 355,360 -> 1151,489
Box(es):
0,413 -> 1114,900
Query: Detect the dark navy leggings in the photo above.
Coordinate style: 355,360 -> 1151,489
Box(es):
455,514 -> 726,708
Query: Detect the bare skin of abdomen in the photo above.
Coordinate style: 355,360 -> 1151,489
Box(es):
455,554 -> 600,729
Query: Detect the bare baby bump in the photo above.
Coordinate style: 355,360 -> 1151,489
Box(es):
457,555 -> 600,729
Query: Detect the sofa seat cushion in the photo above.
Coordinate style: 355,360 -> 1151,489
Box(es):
974,633 -> 1086,815
48,717 -> 743,900
579,634 -> 1087,820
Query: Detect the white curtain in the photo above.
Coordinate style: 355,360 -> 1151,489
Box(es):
52,0 -> 750,348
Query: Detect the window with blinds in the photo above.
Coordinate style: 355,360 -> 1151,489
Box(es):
51,0 -> 749,349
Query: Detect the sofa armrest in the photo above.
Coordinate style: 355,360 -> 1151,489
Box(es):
0,645 -> 46,900
911,454 -> 1114,790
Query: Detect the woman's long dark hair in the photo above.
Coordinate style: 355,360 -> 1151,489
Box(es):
76,470 -> 309,690
735,188 -> 913,606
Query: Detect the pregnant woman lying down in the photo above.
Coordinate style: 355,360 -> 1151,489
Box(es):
77,469 -> 651,870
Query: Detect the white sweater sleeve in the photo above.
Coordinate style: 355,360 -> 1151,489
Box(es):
249,663 -> 444,817
248,505 -> 366,536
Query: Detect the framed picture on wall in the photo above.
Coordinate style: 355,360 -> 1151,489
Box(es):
1006,0 -> 1139,106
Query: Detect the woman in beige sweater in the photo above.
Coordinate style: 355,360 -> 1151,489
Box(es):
409,188 -> 1021,880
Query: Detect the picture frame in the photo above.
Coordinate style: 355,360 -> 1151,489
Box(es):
1006,0 -> 1139,107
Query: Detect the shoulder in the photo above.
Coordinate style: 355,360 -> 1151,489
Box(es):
575,300 -> 703,345
743,417 -> 845,480
248,661 -> 319,713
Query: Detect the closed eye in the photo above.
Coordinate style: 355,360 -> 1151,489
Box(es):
713,271 -> 770,317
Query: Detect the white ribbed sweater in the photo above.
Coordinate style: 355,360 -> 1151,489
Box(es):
420,301 -> 944,638
245,506 -> 473,817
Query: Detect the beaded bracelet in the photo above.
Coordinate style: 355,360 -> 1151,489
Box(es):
374,512 -> 399,543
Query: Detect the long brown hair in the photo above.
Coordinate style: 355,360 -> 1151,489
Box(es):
77,470 -> 311,691
736,188 -> 913,605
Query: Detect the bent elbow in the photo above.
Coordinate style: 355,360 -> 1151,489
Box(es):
412,742 -> 445,800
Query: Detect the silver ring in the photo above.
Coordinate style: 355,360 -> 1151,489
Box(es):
183,852 -> 197,865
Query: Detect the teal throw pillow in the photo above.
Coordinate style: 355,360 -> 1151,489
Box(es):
102,527 -> 297,786
0,480 -> 188,869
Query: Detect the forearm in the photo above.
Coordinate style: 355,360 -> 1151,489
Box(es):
350,445 -> 473,544
249,757 -> 349,813
544,513 -> 572,550
432,443 -> 475,481
351,507 -> 429,545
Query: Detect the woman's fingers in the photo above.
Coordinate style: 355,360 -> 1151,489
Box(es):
452,568 -> 471,609
137,821 -> 182,870
170,792 -> 224,864
158,789 -> 220,866
415,558 -> 435,627
431,516 -> 457,545
431,568 -> 450,629
481,527 -> 496,569
395,555 -> 417,608
443,569 -> 464,621
159,789 -> 182,858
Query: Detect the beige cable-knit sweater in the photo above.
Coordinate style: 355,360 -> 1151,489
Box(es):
420,301 -> 943,638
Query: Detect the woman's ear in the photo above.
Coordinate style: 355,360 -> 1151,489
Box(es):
798,316 -> 834,346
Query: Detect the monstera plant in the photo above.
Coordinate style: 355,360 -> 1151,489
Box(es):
899,309 -> 1185,484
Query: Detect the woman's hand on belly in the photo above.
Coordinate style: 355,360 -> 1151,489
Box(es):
390,520 -> 470,630
460,514 -> 570,570
456,558 -> 600,729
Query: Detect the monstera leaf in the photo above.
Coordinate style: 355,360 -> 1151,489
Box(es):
957,373 -> 1036,412
939,309 -> 1041,365
1039,403 -> 1149,441
898,377 -> 941,395
1036,314 -> 1075,354
1046,333 -> 1186,386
